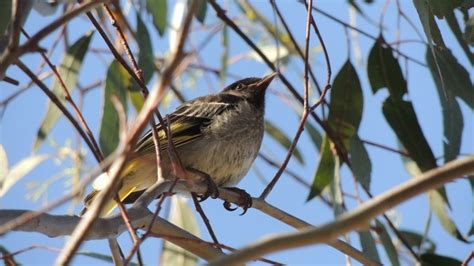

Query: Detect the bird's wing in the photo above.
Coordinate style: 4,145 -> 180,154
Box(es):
134,95 -> 239,155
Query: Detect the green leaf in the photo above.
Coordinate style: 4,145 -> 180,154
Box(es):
329,155 -> 344,217
327,60 -> 363,152
465,14 -> 474,46
0,1 -> 11,36
358,230 -> 381,263
440,6 -> 474,64
99,61 -> 129,157
220,25 -> 228,83
413,0 -> 446,48
383,97 -> 437,172
34,32 -> 94,150
426,46 -> 473,110
305,122 -> 323,152
429,190 -> 470,242
375,221 -> 400,266
426,47 -> 465,162
420,253 -> 462,266
135,13 -> 155,88
265,121 -> 304,164
0,153 -> 49,197
147,0 -> 167,36
307,136 -> 335,201
468,176 -> 474,236
349,135 -> 371,189
194,0 -> 207,23
160,197 -> 199,266
398,229 -> 436,253
367,37 -> 407,98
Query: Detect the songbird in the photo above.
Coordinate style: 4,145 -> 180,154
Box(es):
81,72 -> 278,216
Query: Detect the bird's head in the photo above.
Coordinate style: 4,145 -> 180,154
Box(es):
222,72 -> 278,109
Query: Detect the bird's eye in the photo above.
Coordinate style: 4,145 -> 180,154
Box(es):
235,83 -> 245,91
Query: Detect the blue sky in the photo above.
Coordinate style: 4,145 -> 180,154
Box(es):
1,1 -> 472,265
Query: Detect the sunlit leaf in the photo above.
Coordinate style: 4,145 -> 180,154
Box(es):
376,221 -> 400,266
307,136 -> 335,201
34,32 -> 94,151
265,121 -> 304,164
193,0 -> 207,23
0,153 -> 48,197
220,25 -> 228,83
413,0 -> 446,48
160,197 -> 199,266
420,253 -> 462,266
99,61 -> 129,157
329,155 -> 343,217
249,45 -> 290,65
169,0 -> 186,53
426,47 -> 465,162
358,230 -> 381,263
349,134 -> 371,189
0,145 -> 8,180
147,0 -> 167,36
429,190 -> 470,242
328,60 -> 363,153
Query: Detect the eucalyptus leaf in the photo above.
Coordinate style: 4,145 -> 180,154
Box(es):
413,0 -> 446,48
420,253 -> 462,266
194,0 -> 207,23
376,221 -> 400,266
305,122 -> 322,151
160,197 -> 199,266
99,61 -> 129,157
34,32 -> 94,150
397,229 -> 436,253
0,1 -> 11,36
265,121 -> 304,164
349,134 -> 371,189
328,60 -> 363,153
308,136 -> 335,201
358,230 -> 381,263
147,0 -> 167,36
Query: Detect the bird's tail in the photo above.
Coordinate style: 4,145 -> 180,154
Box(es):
80,184 -> 137,217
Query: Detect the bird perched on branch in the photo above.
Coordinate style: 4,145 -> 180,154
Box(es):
81,72 -> 278,216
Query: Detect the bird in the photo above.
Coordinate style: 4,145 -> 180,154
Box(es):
81,72 -> 278,216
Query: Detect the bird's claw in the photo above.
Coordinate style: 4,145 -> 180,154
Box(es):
197,173 -> 219,202
222,187 -> 252,215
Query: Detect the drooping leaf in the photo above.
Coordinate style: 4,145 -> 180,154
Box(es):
429,0 -> 474,64
99,61 -> 129,157
327,60 -> 363,152
193,0 -> 207,23
329,155 -> 344,217
0,1 -> 11,36
265,121 -> 304,164
34,32 -> 94,150
220,25 -> 228,83
429,190 -> 470,242
0,145 -> 8,180
367,37 -> 407,98
413,0 -> 446,48
349,134 -> 371,189
383,97 -> 437,172
426,47 -> 465,162
468,176 -> 474,236
465,14 -> 474,46
397,230 -> 436,253
358,230 -> 381,263
160,197 -> 199,266
305,122 -> 323,152
0,153 -> 48,197
375,221 -> 400,266
426,45 -> 473,110
420,253 -> 462,266
147,0 -> 167,36
307,136 -> 335,201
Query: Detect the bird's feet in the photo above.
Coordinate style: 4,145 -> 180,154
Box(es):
223,187 -> 252,215
187,168 -> 219,201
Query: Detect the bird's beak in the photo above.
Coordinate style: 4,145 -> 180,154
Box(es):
256,72 -> 279,89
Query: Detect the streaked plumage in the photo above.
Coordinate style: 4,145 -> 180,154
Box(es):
82,73 -> 277,216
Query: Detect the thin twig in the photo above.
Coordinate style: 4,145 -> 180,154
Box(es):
191,194 -> 222,251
